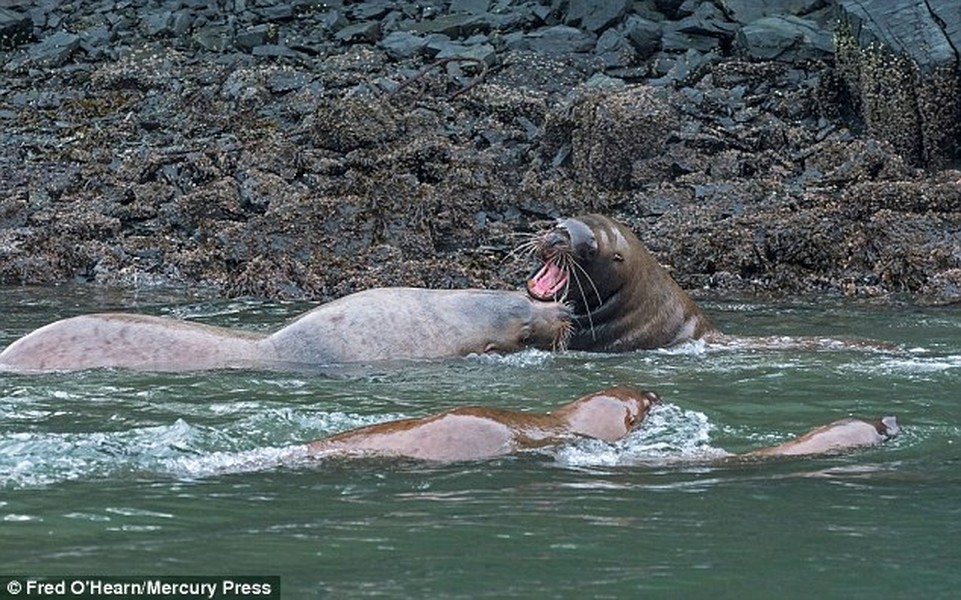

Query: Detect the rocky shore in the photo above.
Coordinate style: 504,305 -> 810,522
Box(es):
1,0 -> 960,304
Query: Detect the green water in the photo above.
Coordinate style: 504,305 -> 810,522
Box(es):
1,286 -> 959,598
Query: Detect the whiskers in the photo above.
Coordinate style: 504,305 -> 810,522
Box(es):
509,228 -> 605,344
501,232 -> 540,267
553,309 -> 574,351
554,252 -> 603,342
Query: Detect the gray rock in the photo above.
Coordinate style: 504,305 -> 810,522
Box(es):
79,26 -> 112,49
251,45 -> 305,59
660,22 -> 723,53
434,42 -> 496,66
170,12 -> 193,37
735,15 -> 832,61
834,0 -> 961,166
595,28 -> 636,68
404,13 -> 487,38
236,24 -> 275,51
25,31 -> 80,68
717,0 -> 827,25
564,0 -> 630,33
379,31 -> 428,59
348,0 -> 392,21
654,0 -> 688,19
675,1 -> 739,38
521,25 -> 596,55
649,48 -> 716,86
193,25 -> 234,52
621,14 -> 661,58
141,11 -> 172,37
838,0 -> 959,72
266,70 -> 310,93
0,7 -> 32,50
583,72 -> 626,90
450,0 -> 491,15
320,9 -> 348,31
261,4 -> 294,21
335,21 -> 381,43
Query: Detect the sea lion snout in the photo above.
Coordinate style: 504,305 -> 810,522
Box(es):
557,217 -> 597,258
527,218 -> 600,301
543,228 -> 570,253
631,390 -> 661,425
877,416 -> 901,438
641,390 -> 662,407
515,295 -> 573,351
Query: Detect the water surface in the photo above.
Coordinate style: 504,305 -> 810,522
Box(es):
1,286 -> 959,598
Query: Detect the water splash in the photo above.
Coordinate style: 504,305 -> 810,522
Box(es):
0,419 -> 206,489
0,410 -> 398,489
466,348 -> 555,368
553,403 -> 729,467
654,338 -> 708,356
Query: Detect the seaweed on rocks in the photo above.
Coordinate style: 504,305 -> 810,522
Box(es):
0,0 -> 959,304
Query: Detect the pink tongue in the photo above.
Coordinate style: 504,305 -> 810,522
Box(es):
527,261 -> 569,299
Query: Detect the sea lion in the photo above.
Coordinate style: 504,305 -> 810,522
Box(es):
305,386 -> 661,462
740,416 -> 901,459
526,213 -> 717,350
0,288 -> 571,372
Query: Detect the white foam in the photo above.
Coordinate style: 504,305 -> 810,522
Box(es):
654,338 -> 708,356
466,348 -> 554,368
553,403 -> 728,467
160,445 -> 309,479
0,410 -> 404,489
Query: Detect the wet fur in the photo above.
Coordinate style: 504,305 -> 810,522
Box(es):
525,214 -> 716,350
0,288 -> 571,372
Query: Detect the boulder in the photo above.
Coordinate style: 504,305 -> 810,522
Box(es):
717,0 -> 828,25
835,0 -> 961,166
0,8 -> 31,50
838,0 -> 959,71
735,15 -> 833,62
564,0 -> 630,33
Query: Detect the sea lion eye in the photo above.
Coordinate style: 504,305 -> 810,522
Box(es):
613,252 -> 624,262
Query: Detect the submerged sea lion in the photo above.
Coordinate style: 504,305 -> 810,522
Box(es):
0,288 -> 571,373
305,386 -> 661,462
526,213 -> 716,350
301,384 -> 898,463
740,416 -> 901,459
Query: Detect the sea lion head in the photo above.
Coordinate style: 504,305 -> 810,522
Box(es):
523,214 -> 714,350
526,214 -> 639,315
554,385 -> 661,442
874,415 -> 901,439
467,291 -> 572,354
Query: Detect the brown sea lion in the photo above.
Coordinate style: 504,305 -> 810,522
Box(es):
305,386 -> 661,462
740,416 -> 901,459
526,213 -> 717,350
0,288 -> 571,372
524,214 -> 896,353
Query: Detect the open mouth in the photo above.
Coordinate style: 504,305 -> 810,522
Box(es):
527,260 -> 569,300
